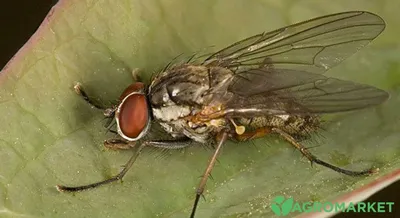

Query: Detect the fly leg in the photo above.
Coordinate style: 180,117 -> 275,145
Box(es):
74,82 -> 106,110
74,82 -> 116,118
131,68 -> 142,82
104,137 -> 194,150
56,141 -> 145,192
104,138 -> 136,150
74,68 -> 141,111
272,128 -> 375,176
143,137 -> 195,149
190,131 -> 229,218
56,137 -> 194,192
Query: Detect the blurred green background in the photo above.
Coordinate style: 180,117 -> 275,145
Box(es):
0,0 -> 398,217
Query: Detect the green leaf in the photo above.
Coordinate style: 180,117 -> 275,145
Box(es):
1,0 -> 399,218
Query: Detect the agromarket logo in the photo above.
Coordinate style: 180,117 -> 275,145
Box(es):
271,196 -> 394,216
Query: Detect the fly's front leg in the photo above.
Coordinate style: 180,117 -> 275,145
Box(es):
104,138 -> 136,150
74,82 -> 116,118
74,68 -> 142,117
272,128 -> 375,176
74,82 -> 105,110
56,137 -> 194,192
131,68 -> 142,82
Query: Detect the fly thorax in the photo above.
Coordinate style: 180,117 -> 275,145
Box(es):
149,65 -> 233,121
149,65 -> 210,107
148,65 -> 235,142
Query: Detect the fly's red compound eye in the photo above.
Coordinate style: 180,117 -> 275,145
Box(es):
119,82 -> 145,101
116,83 -> 150,141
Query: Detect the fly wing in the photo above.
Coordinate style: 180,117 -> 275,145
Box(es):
221,68 -> 388,117
203,11 -> 385,74
201,11 -> 388,116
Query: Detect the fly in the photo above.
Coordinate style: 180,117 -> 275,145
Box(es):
56,11 -> 388,218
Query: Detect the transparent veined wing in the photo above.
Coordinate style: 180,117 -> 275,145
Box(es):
217,68 -> 389,117
203,11 -> 385,74
199,11 -> 388,117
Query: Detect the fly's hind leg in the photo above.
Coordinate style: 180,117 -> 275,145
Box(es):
56,137 -> 194,192
272,128 -> 375,176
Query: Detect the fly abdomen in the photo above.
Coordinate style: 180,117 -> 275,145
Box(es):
237,115 -> 320,138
